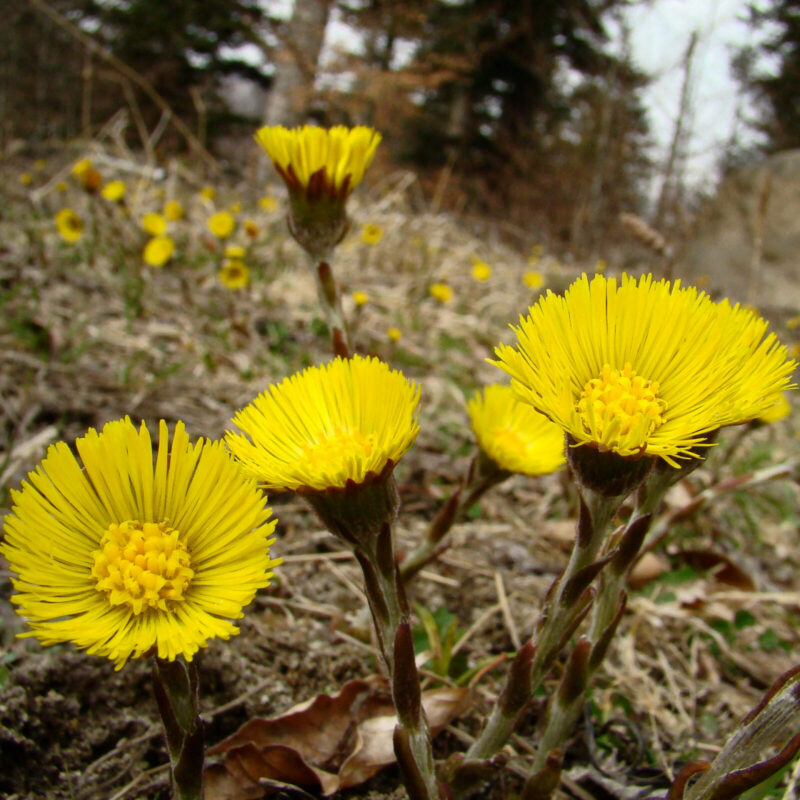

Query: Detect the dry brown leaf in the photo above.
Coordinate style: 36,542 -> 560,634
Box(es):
204,675 -> 471,799
678,549 -> 756,592
629,552 -> 669,590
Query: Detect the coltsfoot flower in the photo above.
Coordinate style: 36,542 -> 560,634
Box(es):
255,125 -> 381,201
219,259 -> 250,289
361,223 -> 384,245
142,212 -> 167,236
164,200 -> 184,221
143,235 -> 175,267
55,208 -> 84,243
471,261 -> 492,282
2,418 -> 279,668
255,125 -> 381,259
468,385 -> 565,476
208,210 -> 236,239
227,356 -> 420,543
430,283 -> 454,303
494,274 -> 796,470
228,355 -> 420,492
101,180 -> 126,202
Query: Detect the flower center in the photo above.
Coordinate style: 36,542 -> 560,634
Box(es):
300,429 -> 375,476
577,363 -> 666,453
91,521 -> 194,615
490,427 -> 530,464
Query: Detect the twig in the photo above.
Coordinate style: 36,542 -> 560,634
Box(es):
24,0 -> 217,171
495,571 -> 521,650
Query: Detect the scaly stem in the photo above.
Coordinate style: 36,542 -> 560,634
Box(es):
464,490 -> 618,763
355,523 -> 439,800
526,472 -> 672,790
314,256 -> 351,357
152,656 -> 204,800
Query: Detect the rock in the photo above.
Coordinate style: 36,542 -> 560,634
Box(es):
673,149 -> 800,318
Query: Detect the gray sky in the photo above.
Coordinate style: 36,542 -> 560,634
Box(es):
622,0 -> 764,189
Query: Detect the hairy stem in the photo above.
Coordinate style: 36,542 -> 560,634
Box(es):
464,489 -> 618,763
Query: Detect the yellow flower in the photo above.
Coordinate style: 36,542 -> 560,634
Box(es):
56,181 -> 68,193
142,212 -> 167,236
225,245 -> 246,259
56,208 -> 84,243
759,393 -> 791,424
387,327 -> 402,342
200,185 -> 216,201
259,195 -> 279,211
353,290 -> 369,307
471,261 -> 492,282
219,259 -> 250,290
227,355 -> 420,492
430,283 -> 454,303
255,125 -> 381,199
164,200 -> 184,221
101,180 -> 126,202
467,385 -> 566,476
230,201 -> 242,215
72,158 -> 92,177
244,219 -> 259,238
361,223 -> 383,245
493,274 -> 796,467
208,211 -> 236,239
143,236 -> 175,267
531,244 -> 544,257
786,314 -> 800,331
1,418 -> 279,669
19,172 -> 32,186
71,159 -> 102,193
523,270 -> 545,290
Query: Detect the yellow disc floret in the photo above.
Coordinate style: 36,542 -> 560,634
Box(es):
577,363 -> 667,455
299,429 -> 376,478
92,521 -> 193,615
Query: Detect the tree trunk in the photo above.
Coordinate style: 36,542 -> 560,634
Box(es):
261,0 -> 332,129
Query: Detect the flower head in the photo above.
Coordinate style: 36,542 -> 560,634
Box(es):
143,235 -> 175,267
387,327 -> 402,343
361,223 -> 383,245
72,158 -> 102,193
101,180 -> 126,202
244,219 -> 259,238
255,125 -> 381,201
493,274 -> 796,468
56,208 -> 84,243
219,259 -> 250,290
142,212 -> 167,237
471,261 -> 492,282
523,270 -> 545,290
1,418 -> 278,669
259,195 -> 279,212
353,290 -> 370,307
430,283 -> 454,304
19,172 -> 32,187
227,355 -> 420,493
200,185 -> 216,201
164,200 -> 184,221
208,211 -> 236,239
467,385 -> 565,476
